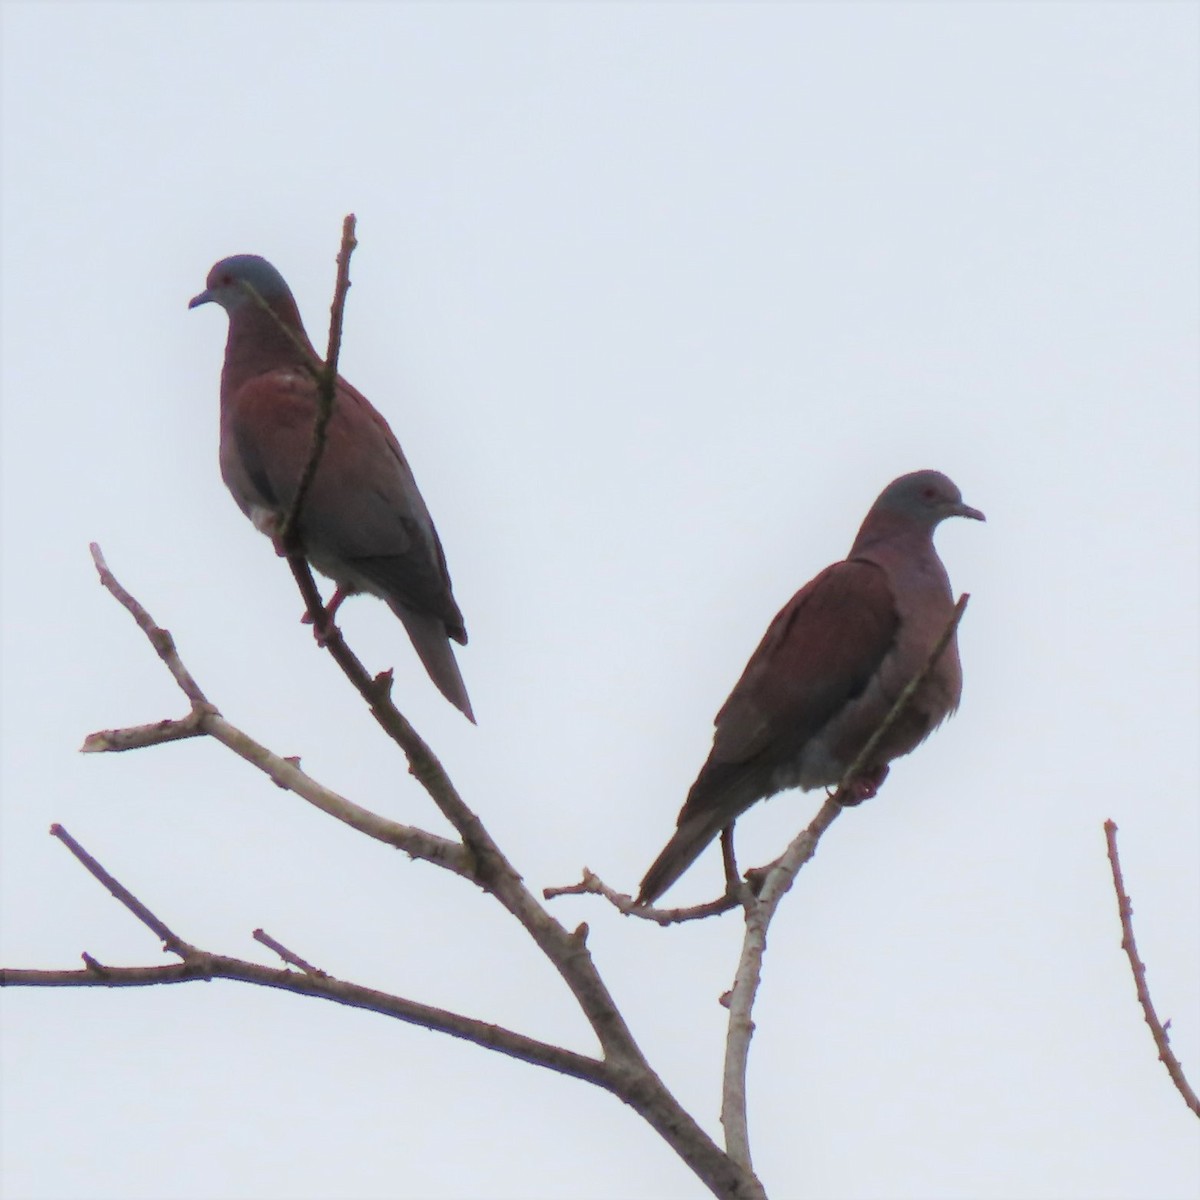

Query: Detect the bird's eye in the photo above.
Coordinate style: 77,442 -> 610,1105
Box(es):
921,486 -> 938,500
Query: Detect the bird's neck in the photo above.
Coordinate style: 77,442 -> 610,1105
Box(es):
221,297 -> 320,396
850,514 -> 953,603
848,510 -> 934,561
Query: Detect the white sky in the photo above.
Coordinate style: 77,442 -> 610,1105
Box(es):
2,3 -> 1198,1198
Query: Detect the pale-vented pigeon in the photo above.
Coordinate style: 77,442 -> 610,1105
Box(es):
637,470 -> 983,905
190,254 -> 474,722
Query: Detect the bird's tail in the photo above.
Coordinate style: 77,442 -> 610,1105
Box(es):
637,762 -> 773,905
636,808 -> 733,907
390,603 -> 476,723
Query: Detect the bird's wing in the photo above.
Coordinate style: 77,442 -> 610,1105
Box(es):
222,370 -> 464,634
638,559 -> 904,904
706,558 -> 900,769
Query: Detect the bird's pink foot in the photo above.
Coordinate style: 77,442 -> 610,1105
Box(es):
839,764 -> 890,806
301,587 -> 350,646
301,587 -> 349,630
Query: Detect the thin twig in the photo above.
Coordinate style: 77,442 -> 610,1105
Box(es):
281,213 -> 358,545
89,543 -> 210,709
1104,820 -> 1200,1119
49,825 -> 195,956
323,215 -> 358,384
237,283 -> 324,375
544,870 -> 740,924
253,929 -> 328,977
720,595 -> 971,1168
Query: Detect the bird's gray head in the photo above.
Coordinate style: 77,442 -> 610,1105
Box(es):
874,470 -> 986,527
188,255 -> 293,314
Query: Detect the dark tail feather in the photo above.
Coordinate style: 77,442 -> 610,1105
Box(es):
391,603 -> 475,722
637,809 -> 732,906
638,763 -> 772,905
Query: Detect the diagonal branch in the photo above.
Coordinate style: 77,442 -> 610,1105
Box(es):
87,542 -> 211,710
5,831 -> 606,1085
720,594 -> 971,1170
1104,819 -> 1200,1119
50,824 -> 196,957
81,545 -> 470,877
253,928 -> 328,977
280,546 -> 656,1059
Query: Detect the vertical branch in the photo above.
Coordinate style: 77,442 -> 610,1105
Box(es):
1103,820 -> 1200,1119
720,596 -> 970,1165
280,213 -> 358,546
323,214 -> 358,381
719,796 -> 843,1169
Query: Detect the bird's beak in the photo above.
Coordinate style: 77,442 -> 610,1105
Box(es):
955,503 -> 986,522
188,288 -> 212,310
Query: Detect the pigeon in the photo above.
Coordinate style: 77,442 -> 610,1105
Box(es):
637,470 -> 983,904
190,254 -> 473,720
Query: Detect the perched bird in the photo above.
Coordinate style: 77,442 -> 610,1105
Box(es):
190,254 -> 474,721
637,470 -> 983,905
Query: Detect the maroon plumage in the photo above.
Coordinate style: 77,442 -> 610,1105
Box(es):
190,254 -> 473,721
637,470 -> 983,905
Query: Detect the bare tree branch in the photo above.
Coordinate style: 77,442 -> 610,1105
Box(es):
253,928 -> 328,977
2,955 -> 621,1082
271,550 -> 680,1099
1104,819 -> 1200,1120
545,870 -> 740,925
281,213 -> 358,546
80,545 -> 470,876
80,712 -> 208,752
50,824 -> 196,957
79,517 -> 762,1195
5,821 -> 765,1199
86,541 -> 211,710
322,216 -> 358,385
13,829 -> 610,1081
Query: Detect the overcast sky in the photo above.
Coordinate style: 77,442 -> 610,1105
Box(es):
2,3 -> 1198,1198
